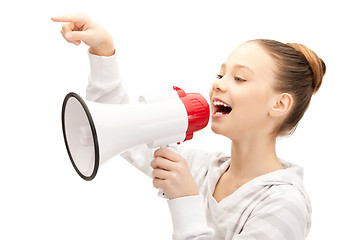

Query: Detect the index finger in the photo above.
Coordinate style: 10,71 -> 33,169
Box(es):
51,14 -> 87,24
154,147 -> 182,162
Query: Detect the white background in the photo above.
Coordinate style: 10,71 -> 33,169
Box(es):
1,0 -> 359,239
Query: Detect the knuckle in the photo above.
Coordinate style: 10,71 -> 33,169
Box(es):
152,178 -> 158,188
62,23 -> 71,31
151,158 -> 160,167
77,12 -> 87,19
71,13 -> 80,21
173,164 -> 181,172
152,169 -> 158,177
178,156 -> 186,163
150,160 -> 155,168
179,161 -> 188,169
170,172 -> 178,180
154,148 -> 162,156
160,147 -> 167,154
154,157 -> 162,165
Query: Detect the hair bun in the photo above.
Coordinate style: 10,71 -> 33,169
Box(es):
287,43 -> 326,94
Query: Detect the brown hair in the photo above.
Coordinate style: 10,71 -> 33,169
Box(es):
250,39 -> 326,136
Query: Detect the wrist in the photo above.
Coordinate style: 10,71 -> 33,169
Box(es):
89,40 -> 115,57
169,192 -> 199,200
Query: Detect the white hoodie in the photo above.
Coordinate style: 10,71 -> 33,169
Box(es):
86,51 -> 312,240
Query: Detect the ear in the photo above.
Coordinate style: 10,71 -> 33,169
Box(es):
269,93 -> 293,118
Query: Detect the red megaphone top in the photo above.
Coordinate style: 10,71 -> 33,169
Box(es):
173,86 -> 210,141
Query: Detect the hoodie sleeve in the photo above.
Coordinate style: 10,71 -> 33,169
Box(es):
167,195 -> 214,240
234,188 -> 310,240
86,50 -> 129,104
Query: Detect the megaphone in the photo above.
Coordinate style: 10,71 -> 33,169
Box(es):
61,86 -> 210,181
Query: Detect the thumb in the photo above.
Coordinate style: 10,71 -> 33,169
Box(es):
66,31 -> 90,42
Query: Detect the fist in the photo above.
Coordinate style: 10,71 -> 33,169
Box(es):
150,148 -> 199,199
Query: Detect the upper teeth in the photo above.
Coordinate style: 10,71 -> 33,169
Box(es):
213,100 -> 230,108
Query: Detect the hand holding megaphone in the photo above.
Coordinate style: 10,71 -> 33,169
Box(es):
62,86 -> 209,181
151,147 -> 199,199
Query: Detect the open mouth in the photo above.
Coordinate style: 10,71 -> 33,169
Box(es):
213,99 -> 232,116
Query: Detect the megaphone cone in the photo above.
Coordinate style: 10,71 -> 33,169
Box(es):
62,87 -> 209,180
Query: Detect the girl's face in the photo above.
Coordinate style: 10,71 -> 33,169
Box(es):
209,42 -> 279,140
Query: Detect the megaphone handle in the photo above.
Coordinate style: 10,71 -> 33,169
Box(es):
158,188 -> 166,198
157,145 -> 178,199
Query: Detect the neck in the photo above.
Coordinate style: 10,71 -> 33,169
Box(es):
228,134 -> 282,181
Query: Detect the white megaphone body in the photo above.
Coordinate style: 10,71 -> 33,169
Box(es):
61,86 -> 210,181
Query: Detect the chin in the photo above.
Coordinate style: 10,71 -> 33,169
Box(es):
211,121 -> 246,141
211,122 -> 227,136
211,122 -> 220,133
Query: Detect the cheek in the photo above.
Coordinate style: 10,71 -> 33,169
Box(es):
232,86 -> 270,121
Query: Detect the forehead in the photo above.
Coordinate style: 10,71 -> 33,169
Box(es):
224,42 -> 276,79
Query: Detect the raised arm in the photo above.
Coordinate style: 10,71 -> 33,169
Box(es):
52,13 -> 128,103
52,12 -> 218,178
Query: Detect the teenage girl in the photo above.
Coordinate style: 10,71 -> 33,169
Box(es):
52,14 -> 325,240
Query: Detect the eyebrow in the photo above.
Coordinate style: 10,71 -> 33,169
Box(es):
221,63 -> 254,74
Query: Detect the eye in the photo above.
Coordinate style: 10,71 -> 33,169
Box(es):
216,74 -> 223,79
234,76 -> 246,82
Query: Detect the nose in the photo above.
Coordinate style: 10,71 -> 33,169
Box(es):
212,77 -> 227,92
